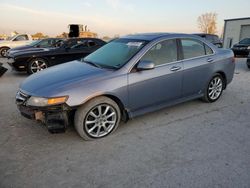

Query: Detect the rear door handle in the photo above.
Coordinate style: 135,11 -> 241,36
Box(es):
170,66 -> 181,72
207,58 -> 214,62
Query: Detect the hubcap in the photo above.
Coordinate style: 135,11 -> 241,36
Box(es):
208,77 -> 223,100
84,104 -> 117,138
31,60 -> 47,73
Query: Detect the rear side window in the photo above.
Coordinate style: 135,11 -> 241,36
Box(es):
181,39 -> 205,59
141,39 -> 178,66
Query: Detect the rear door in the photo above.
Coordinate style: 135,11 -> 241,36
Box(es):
180,38 -> 215,97
128,39 -> 183,112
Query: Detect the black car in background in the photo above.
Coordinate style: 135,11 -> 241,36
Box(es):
232,38 -> 250,57
194,33 -> 223,48
7,38 -> 63,56
247,56 -> 250,69
7,38 -> 106,74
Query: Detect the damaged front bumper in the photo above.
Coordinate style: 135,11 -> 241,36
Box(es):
16,91 -> 71,133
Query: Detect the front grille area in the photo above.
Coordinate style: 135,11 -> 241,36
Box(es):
16,90 -> 29,105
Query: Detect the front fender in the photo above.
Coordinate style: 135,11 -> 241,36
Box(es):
64,74 -> 129,109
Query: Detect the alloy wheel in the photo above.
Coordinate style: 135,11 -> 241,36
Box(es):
84,104 -> 117,138
208,76 -> 223,100
30,60 -> 48,73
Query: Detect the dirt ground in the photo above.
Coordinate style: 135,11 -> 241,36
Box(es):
0,58 -> 250,188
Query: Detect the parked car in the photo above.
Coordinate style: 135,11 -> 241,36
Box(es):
15,33 -> 235,140
231,38 -> 250,57
7,38 -> 63,56
0,34 -> 33,57
246,55 -> 250,69
7,38 -> 106,74
194,33 -> 223,48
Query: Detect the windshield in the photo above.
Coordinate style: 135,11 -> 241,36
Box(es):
7,35 -> 17,41
239,38 -> 250,44
30,40 -> 41,46
83,38 -> 147,69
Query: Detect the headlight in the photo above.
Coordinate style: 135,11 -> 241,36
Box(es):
26,96 -> 68,107
247,46 -> 250,50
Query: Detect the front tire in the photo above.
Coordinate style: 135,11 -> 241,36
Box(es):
203,74 -> 224,103
0,47 -> 10,57
74,96 -> 121,140
28,58 -> 48,74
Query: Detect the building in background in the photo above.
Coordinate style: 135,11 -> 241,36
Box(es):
223,17 -> 250,48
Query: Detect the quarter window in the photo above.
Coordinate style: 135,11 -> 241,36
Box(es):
141,39 -> 178,66
205,44 -> 213,55
181,39 -> 206,59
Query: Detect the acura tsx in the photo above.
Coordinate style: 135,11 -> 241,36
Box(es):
15,33 -> 235,140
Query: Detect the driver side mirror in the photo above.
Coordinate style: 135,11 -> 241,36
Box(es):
137,60 -> 155,71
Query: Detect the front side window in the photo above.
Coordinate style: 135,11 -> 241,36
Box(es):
71,41 -> 88,49
83,38 -> 147,69
181,39 -> 206,59
141,39 -> 178,66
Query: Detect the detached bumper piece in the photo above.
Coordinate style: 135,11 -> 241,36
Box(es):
18,104 -> 70,133
0,63 -> 8,77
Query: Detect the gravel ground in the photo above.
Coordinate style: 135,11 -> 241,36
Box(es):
0,58 -> 249,188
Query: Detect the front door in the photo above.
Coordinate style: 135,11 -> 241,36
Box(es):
128,39 -> 183,112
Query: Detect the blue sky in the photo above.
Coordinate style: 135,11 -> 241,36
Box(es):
0,0 -> 249,37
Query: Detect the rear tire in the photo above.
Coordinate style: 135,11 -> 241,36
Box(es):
74,96 -> 121,140
28,58 -> 48,74
203,74 -> 224,103
0,47 -> 10,57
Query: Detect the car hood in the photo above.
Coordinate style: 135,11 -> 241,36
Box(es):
20,60 -> 112,97
0,40 -> 9,45
11,47 -> 57,57
10,45 -> 32,51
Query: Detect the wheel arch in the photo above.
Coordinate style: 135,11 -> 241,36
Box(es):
76,93 -> 129,122
215,71 -> 227,89
28,56 -> 50,64
0,46 -> 10,49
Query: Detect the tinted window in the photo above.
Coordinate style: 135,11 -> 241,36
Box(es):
141,39 -> 177,66
181,39 -> 205,59
71,41 -> 88,49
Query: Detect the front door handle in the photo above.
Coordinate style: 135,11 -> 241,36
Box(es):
170,66 -> 181,72
207,58 -> 214,62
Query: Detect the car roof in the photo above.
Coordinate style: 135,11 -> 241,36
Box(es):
194,33 -> 218,37
121,33 -> 201,41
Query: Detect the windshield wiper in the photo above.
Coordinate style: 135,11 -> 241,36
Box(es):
83,60 -> 102,68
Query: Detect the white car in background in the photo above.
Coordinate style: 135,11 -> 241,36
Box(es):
0,34 -> 33,57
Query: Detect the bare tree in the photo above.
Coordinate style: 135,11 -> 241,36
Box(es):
197,12 -> 217,34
